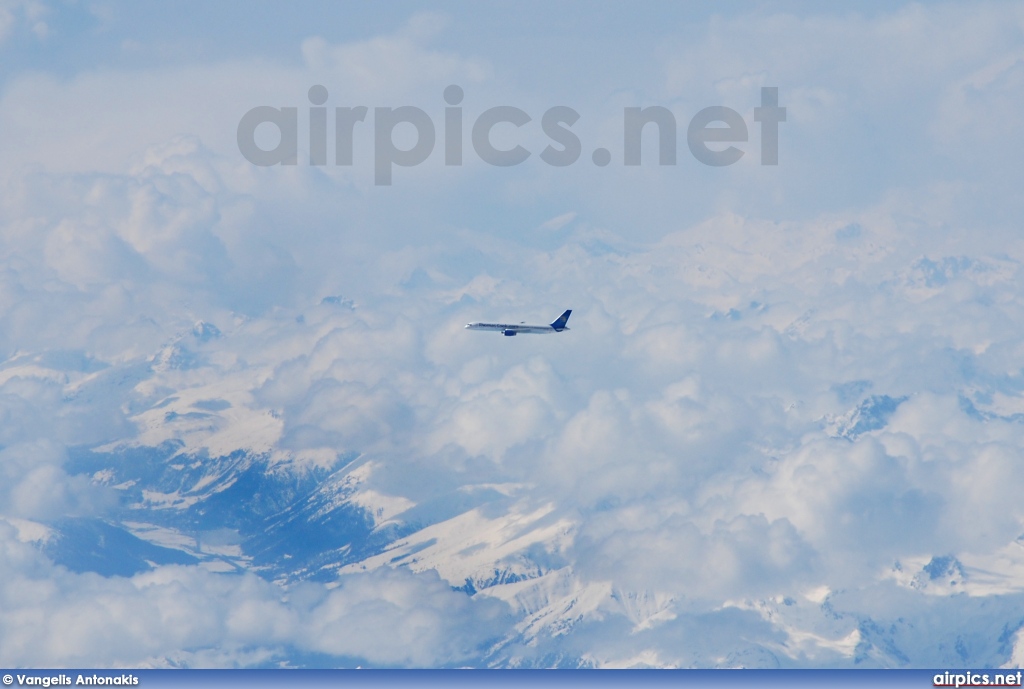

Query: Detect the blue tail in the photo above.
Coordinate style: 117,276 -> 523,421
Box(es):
550,309 -> 572,331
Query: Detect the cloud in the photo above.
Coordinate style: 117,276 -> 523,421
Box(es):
576,509 -> 818,601
297,568 -> 508,665
539,211 -> 576,232
0,441 -> 115,521
0,0 -> 48,44
0,540 -> 511,667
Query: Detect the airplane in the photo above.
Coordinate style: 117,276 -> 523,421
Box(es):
465,309 -> 572,336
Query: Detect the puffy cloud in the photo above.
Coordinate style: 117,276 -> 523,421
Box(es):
298,568 -> 508,665
576,509 -> 817,601
0,544 -> 510,667
0,0 -> 48,44
427,357 -> 564,460
0,441 -> 115,521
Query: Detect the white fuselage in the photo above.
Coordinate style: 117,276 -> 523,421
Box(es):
465,309 -> 572,336
464,322 -> 566,335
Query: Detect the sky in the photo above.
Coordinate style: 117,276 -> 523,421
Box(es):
1,0 -> 1024,668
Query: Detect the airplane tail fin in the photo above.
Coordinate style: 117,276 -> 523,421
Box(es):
550,309 -> 572,331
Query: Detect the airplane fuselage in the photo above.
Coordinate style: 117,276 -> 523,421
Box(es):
465,310 -> 572,336
464,322 -> 566,335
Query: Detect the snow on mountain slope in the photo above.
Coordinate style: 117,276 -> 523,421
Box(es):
4,282 -> 1023,668
5,193 -> 1024,667
339,500 -> 574,587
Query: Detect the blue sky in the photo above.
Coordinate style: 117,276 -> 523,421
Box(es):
1,0 -> 1024,668
3,1 -> 1020,247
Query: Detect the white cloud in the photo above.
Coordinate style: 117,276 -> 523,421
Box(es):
539,211 -> 576,232
0,441 -> 114,521
0,543 -> 510,666
0,0 -> 47,44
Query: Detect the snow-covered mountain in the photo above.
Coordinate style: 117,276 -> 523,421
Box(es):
7,293 -> 1024,668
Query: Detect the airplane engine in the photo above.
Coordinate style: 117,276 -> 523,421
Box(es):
503,330 -> 517,336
